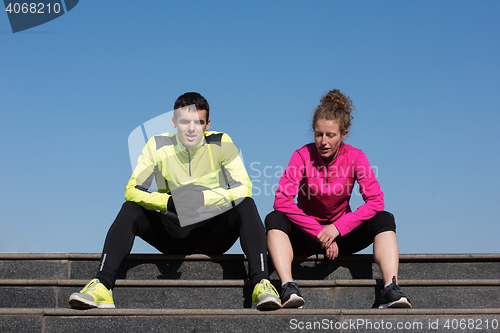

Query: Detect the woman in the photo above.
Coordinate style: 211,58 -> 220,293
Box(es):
265,89 -> 411,308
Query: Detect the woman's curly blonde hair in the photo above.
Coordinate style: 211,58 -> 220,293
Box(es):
312,89 -> 354,133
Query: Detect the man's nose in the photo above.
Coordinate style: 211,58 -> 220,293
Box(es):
188,121 -> 195,131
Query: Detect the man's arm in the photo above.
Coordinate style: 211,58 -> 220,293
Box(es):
202,134 -> 252,206
124,137 -> 172,211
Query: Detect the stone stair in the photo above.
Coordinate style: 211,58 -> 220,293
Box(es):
1,253 -> 500,332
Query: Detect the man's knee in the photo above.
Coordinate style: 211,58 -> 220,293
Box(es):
232,197 -> 260,218
121,201 -> 142,212
116,201 -> 146,224
234,196 -> 256,210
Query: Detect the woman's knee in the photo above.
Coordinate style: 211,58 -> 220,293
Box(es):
264,210 -> 287,229
374,211 -> 396,234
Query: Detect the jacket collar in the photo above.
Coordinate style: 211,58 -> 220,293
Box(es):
174,133 -> 206,155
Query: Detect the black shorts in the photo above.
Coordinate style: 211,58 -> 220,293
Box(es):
265,210 -> 396,256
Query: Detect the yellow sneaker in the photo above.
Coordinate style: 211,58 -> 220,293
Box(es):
252,279 -> 281,310
68,279 -> 115,309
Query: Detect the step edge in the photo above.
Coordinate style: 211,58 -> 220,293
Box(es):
2,279 -> 500,287
2,308 -> 500,316
1,253 -> 500,262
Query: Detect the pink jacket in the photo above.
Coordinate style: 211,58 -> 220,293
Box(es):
273,143 -> 384,239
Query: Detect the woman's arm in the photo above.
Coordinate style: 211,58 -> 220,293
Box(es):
273,150 -> 325,239
332,151 -> 384,236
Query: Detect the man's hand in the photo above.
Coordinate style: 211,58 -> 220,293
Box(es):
171,190 -> 204,218
317,224 -> 340,260
167,196 -> 177,215
176,190 -> 204,208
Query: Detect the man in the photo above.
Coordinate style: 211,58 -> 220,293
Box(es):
68,92 -> 281,310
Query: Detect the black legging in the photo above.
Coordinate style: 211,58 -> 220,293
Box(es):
265,210 -> 396,256
96,197 -> 268,287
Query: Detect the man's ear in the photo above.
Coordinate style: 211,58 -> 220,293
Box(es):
172,117 -> 177,129
205,119 -> 211,131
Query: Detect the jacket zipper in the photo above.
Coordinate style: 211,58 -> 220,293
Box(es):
326,167 -> 329,187
187,149 -> 192,176
325,149 -> 339,188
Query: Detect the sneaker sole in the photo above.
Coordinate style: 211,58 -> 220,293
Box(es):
379,297 -> 411,309
282,294 -> 305,308
255,297 -> 281,310
69,294 -> 115,309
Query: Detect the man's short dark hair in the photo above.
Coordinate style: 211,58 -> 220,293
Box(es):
174,92 -> 210,120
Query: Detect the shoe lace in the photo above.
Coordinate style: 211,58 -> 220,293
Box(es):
289,282 -> 299,291
81,280 -> 98,293
259,280 -> 277,296
390,277 -> 402,292
383,277 -> 405,299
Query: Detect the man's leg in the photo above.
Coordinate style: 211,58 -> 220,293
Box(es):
69,201 -> 175,309
95,201 -> 165,289
183,197 -> 280,309
230,197 -> 281,309
180,197 -> 269,284
232,197 -> 269,284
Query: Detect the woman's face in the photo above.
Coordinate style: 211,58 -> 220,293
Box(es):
314,118 -> 348,163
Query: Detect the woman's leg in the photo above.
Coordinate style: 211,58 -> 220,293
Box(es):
267,229 -> 294,284
265,211 -> 321,283
336,211 -> 399,285
265,211 -> 296,283
373,231 -> 399,285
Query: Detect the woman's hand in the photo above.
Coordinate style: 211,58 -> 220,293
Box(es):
317,224 -> 340,259
325,241 -> 339,260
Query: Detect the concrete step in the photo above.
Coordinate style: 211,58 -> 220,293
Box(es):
1,253 -> 500,332
2,308 -> 500,333
1,253 -> 500,281
1,279 -> 500,309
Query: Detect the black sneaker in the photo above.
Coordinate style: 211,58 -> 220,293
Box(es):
379,276 -> 412,308
281,281 -> 305,308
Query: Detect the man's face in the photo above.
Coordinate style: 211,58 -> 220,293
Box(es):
172,106 -> 210,148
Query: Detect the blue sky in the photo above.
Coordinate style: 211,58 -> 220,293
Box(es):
1,1 -> 499,255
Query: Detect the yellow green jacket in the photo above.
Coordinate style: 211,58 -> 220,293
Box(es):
125,131 -> 252,212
